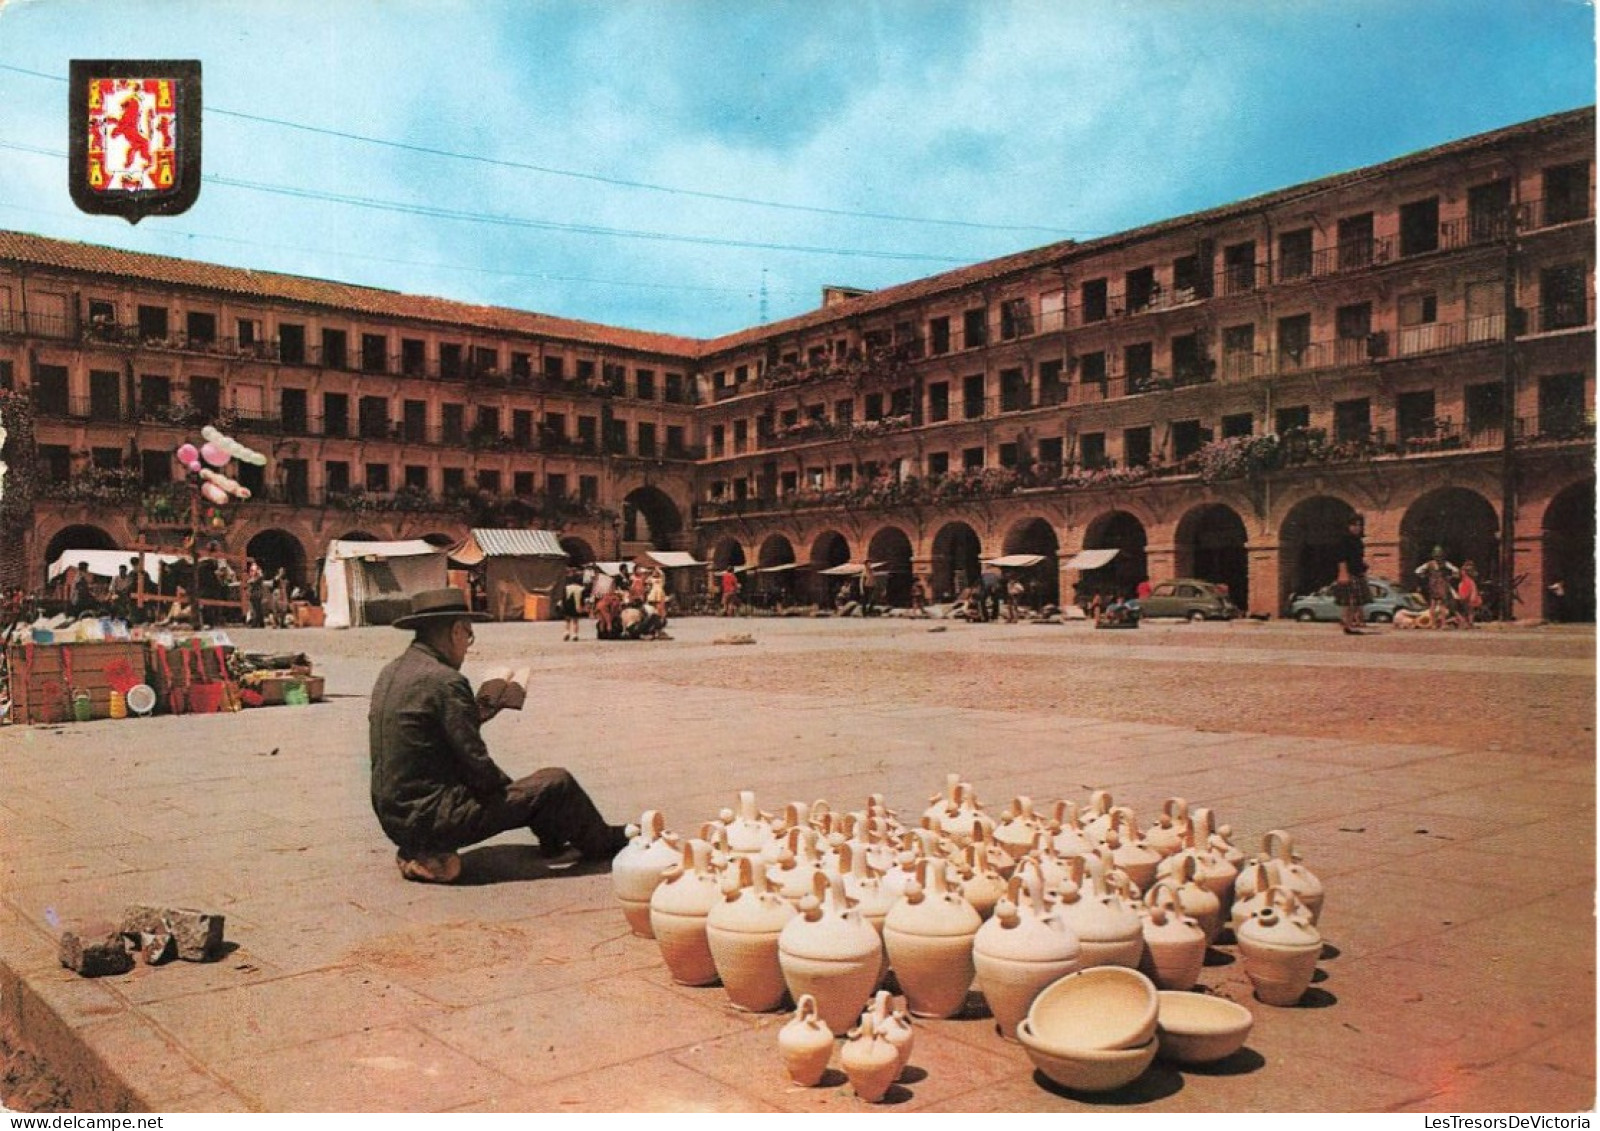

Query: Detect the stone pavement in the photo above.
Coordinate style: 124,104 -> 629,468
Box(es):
0,617 -> 1593,1112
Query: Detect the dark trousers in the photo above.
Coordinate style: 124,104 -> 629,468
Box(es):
417,768 -> 615,857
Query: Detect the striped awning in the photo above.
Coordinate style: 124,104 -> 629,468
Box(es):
449,529 -> 566,566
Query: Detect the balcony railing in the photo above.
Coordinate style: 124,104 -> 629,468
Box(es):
1518,195 -> 1596,232
1518,298 -> 1595,336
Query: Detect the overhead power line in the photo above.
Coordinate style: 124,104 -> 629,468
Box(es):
0,139 -> 976,264
0,197 -> 812,301
0,61 -> 1084,238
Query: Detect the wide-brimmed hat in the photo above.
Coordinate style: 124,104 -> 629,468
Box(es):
392,587 -> 492,629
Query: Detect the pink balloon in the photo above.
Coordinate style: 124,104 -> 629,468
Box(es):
187,460 -> 204,474
200,482 -> 230,506
200,442 -> 230,468
176,443 -> 199,465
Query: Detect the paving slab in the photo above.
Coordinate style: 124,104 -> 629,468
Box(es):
0,617 -> 1592,1113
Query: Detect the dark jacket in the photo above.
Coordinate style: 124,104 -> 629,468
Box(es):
369,640 -> 511,851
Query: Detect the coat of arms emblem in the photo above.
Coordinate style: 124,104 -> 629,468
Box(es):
70,60 -> 202,223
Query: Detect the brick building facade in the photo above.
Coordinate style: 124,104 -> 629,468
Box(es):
1,108 -> 1592,619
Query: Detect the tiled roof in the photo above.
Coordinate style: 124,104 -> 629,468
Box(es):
0,231 -> 702,358
0,106 -> 1589,364
698,105 -> 1596,357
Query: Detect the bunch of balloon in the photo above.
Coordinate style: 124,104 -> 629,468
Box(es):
172,427 -> 268,628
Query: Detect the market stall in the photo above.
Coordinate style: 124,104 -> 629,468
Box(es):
448,529 -> 568,621
321,539 -> 449,628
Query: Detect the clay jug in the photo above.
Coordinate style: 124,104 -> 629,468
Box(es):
707,855 -> 798,1012
1166,852 -> 1225,945
1227,858 -> 1286,938
841,1014 -> 900,1103
1157,806 -> 1238,923
922,773 -> 964,827
838,842 -> 895,939
955,840 -> 1008,921
612,810 -> 680,939
1236,886 -> 1323,1006
878,845 -> 926,905
1142,797 -> 1190,858
722,789 -> 776,858
1049,800 -> 1097,858
768,827 -> 828,903
970,820 -> 1017,880
649,838 -> 724,986
778,994 -> 835,1087
865,990 -> 915,1080
1105,808 -> 1161,894
973,861 -> 1083,1040
1080,789 -> 1117,844
938,782 -> 994,846
1243,829 -> 1324,924
883,857 -> 982,1019
1054,856 -> 1143,969
1138,881 -> 1206,990
778,871 -> 883,1036
993,796 -> 1044,864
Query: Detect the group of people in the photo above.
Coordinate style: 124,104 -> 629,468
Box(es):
563,562 -> 672,642
1398,546 -> 1483,629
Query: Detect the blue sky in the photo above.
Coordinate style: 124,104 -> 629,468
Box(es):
0,0 -> 1593,339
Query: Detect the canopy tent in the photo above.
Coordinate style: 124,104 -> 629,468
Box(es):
643,550 -> 705,569
982,553 -> 1048,569
818,561 -> 888,577
1061,548 -> 1121,571
322,539 -> 448,629
449,529 -> 567,620
756,562 -> 806,573
49,549 -> 186,585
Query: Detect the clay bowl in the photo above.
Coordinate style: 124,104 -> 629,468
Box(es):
1017,1020 -> 1157,1093
1026,966 -> 1159,1051
1155,991 -> 1254,1065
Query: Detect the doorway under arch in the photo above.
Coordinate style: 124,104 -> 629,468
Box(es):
866,526 -> 914,606
559,536 -> 596,566
1175,504 -> 1249,610
930,521 -> 982,601
42,524 -> 117,590
622,486 -> 684,550
1079,511 -> 1147,600
1001,516 -> 1061,605
245,529 -> 309,589
1543,479 -> 1595,622
808,530 -> 851,604
1277,496 -> 1359,613
1399,488 -> 1500,593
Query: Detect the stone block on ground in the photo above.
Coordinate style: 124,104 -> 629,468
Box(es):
58,930 -> 134,978
120,905 -> 225,962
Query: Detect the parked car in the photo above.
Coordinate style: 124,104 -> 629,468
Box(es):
1288,577 -> 1425,623
1137,579 -> 1240,621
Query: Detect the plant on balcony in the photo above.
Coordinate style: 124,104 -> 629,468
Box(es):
140,482 -> 188,525
0,388 -> 38,532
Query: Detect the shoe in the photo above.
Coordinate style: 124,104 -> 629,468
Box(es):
581,825 -> 631,863
397,850 -> 461,884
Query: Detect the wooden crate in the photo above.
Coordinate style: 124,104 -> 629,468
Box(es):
5,642 -> 150,725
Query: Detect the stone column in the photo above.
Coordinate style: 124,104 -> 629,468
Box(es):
1247,543 -> 1281,618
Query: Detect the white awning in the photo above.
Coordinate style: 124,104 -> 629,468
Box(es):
1061,548 -> 1121,571
49,549 -> 187,584
326,538 -> 443,562
644,550 -> 705,568
757,562 -> 804,573
818,561 -> 887,577
983,554 -> 1047,569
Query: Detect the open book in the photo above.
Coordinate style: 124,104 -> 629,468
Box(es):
478,666 -> 531,712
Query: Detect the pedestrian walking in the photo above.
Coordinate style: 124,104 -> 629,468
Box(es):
1336,514 -> 1369,635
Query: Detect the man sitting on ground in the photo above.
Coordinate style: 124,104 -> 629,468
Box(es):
368,588 -> 627,883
